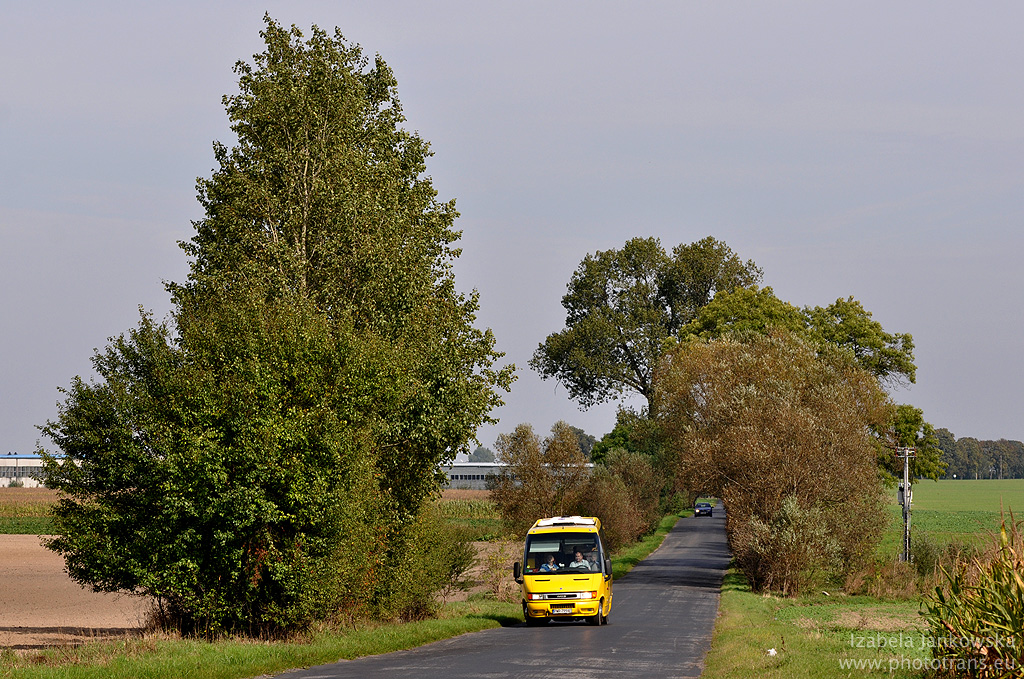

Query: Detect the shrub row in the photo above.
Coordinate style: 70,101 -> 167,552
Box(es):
487,422 -> 667,551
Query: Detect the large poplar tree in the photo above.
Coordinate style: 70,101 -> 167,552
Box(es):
42,16 -> 512,635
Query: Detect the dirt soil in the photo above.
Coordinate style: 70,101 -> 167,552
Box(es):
0,535 -> 151,649
0,487 -> 499,648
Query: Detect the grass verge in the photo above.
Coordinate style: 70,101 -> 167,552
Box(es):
0,599 -> 520,679
703,570 -> 929,678
0,517 -> 52,534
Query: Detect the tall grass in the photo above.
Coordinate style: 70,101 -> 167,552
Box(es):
702,570 -> 927,678
430,497 -> 503,541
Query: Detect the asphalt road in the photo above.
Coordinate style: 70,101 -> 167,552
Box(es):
276,504 -> 730,679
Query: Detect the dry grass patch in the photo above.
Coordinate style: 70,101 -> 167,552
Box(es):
0,487 -> 59,503
0,488 -> 58,516
835,608 -> 923,633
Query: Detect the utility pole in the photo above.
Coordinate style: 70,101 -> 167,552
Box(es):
897,447 -> 916,563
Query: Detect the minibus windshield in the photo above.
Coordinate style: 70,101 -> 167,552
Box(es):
523,531 -> 603,574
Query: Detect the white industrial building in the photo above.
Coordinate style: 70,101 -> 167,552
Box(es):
441,462 -> 505,490
0,453 -> 48,488
2,456 -> 504,490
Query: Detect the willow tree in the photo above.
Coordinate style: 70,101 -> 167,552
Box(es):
42,16 -> 512,634
655,330 -> 891,593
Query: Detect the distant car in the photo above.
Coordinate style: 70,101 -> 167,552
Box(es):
694,502 -> 713,517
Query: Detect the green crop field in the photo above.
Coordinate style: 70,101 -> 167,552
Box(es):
881,479 -> 1024,551
910,478 -> 1024,513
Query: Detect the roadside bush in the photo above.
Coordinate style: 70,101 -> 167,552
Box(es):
844,557 -> 922,599
661,491 -> 693,516
579,468 -> 645,552
601,448 -> 665,534
912,534 -> 944,577
487,422 -> 590,536
910,534 -> 980,579
731,495 -> 843,595
482,540 -> 520,603
381,508 -> 477,619
844,538 -> 981,599
942,539 -> 980,571
577,448 -> 666,551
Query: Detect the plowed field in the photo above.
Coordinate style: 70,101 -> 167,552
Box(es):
0,534 -> 150,648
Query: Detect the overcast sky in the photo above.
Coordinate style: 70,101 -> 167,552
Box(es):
2,2 -> 1022,455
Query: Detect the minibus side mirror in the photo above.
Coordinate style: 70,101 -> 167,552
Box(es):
604,558 -> 613,579
513,561 -> 522,583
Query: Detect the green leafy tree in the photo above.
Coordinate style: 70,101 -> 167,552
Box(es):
468,446 -> 495,463
981,439 -> 1024,479
934,428 -> 959,478
874,404 -> 946,482
175,17 -> 513,518
681,288 -> 916,386
570,426 -> 597,459
531,236 -> 761,410
590,407 -> 665,467
803,297 -> 916,387
44,301 -> 391,634
956,437 -> 990,480
1001,439 -> 1024,478
578,448 -> 664,551
42,16 -> 511,635
534,235 -> 913,416
660,237 -> 765,330
679,286 -> 804,339
590,421 -> 630,465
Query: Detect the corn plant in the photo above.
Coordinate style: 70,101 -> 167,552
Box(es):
922,512 -> 1023,678
433,499 -> 500,520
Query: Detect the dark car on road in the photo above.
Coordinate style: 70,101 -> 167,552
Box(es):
694,502 -> 713,517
